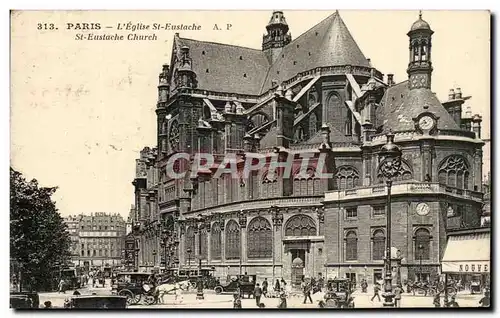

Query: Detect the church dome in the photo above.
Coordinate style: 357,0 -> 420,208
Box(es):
410,13 -> 431,32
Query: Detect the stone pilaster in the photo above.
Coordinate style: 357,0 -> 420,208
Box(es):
239,212 -> 248,265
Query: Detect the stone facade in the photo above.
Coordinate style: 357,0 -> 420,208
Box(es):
127,11 -> 486,287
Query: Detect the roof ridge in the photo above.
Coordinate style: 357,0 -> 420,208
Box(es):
179,36 -> 263,52
286,12 -> 337,48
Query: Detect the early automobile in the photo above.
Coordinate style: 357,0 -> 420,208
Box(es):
59,267 -> 80,291
318,278 -> 355,308
68,295 -> 127,309
214,274 -> 256,298
470,277 -> 482,294
112,272 -> 155,306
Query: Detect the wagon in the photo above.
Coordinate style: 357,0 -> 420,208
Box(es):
214,274 -> 256,298
112,272 -> 154,306
318,278 -> 355,308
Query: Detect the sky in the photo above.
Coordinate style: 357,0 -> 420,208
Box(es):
10,10 -> 491,218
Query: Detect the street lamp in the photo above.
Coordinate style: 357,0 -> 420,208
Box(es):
196,214 -> 205,300
348,265 -> 353,287
378,130 -> 402,307
418,244 -> 423,282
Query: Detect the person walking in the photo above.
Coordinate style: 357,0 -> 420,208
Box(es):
479,290 -> 490,307
233,291 -> 242,309
274,279 -> 281,293
394,284 -> 402,307
433,293 -> 441,307
262,278 -> 268,297
302,280 -> 313,304
58,278 -> 65,294
254,283 -> 263,307
278,288 -> 287,309
370,282 -> 381,302
361,279 -> 368,293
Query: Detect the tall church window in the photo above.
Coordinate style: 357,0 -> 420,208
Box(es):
247,217 -> 272,259
199,227 -> 208,260
438,155 -> 470,189
309,113 -> 318,137
327,93 -> 346,134
225,220 -> 240,260
414,228 -> 431,260
285,214 -> 317,236
345,230 -> 358,261
335,166 -> 360,190
372,229 -> 386,260
211,222 -> 221,260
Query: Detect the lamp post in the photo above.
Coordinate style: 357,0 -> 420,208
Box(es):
196,214 -> 205,300
378,130 -> 402,307
348,265 -> 353,287
418,244 -> 423,282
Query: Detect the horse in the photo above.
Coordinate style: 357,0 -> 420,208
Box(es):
154,280 -> 191,304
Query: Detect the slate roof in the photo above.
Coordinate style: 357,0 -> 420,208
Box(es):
177,38 -> 270,95
259,11 -> 370,93
377,81 -> 461,132
175,11 -> 370,96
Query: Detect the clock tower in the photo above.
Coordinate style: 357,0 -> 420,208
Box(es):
407,11 -> 433,90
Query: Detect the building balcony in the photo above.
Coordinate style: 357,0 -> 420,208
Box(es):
324,182 -> 483,203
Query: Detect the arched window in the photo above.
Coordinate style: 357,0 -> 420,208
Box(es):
372,229 -> 386,260
262,170 -> 278,198
200,227 -> 208,260
309,113 -> 318,137
185,226 -> 195,258
285,214 -> 317,236
225,220 -> 240,260
211,222 -> 222,260
438,155 -> 470,189
414,228 -> 431,260
327,93 -> 347,134
377,159 -> 413,184
293,167 -> 320,196
247,217 -> 272,259
335,166 -> 360,190
345,231 -> 358,261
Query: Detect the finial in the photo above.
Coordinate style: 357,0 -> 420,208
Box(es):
419,10 -> 422,19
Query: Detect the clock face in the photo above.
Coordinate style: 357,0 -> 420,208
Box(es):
418,115 -> 434,130
416,202 -> 430,216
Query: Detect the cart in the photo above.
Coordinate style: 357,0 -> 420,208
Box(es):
318,278 -> 355,308
214,274 -> 256,298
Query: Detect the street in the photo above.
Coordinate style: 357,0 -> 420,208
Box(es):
38,285 -> 485,309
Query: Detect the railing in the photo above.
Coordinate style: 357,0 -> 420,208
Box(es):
185,196 -> 324,216
370,129 -> 477,144
324,182 -> 483,202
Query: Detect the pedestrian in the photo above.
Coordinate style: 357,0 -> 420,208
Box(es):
394,284 -> 402,307
262,278 -> 268,297
479,290 -> 490,307
58,278 -> 66,294
433,293 -> 441,307
448,295 -> 459,307
254,283 -> 263,307
275,279 -> 281,293
370,282 -> 381,302
302,279 -> 313,304
278,287 -> 287,309
233,291 -> 242,309
361,279 -> 368,293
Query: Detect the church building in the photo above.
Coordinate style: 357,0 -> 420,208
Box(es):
127,11 -> 485,288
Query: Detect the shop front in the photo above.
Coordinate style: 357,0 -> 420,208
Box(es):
441,228 -> 490,293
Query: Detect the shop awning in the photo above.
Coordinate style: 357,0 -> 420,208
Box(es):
441,231 -> 490,274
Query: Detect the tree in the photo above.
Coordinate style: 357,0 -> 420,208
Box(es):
10,168 -> 71,291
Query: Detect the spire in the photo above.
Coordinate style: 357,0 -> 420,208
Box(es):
407,11 -> 434,90
262,10 -> 292,63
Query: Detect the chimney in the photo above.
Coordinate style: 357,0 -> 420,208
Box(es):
448,89 -> 455,101
367,58 -> 372,66
387,74 -> 394,86
455,87 -> 462,99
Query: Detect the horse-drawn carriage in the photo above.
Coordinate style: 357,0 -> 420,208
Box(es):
166,267 -> 219,289
112,272 -> 155,306
318,278 -> 355,308
214,274 -> 256,298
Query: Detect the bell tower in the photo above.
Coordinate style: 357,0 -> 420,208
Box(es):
407,11 -> 434,90
262,11 -> 292,64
